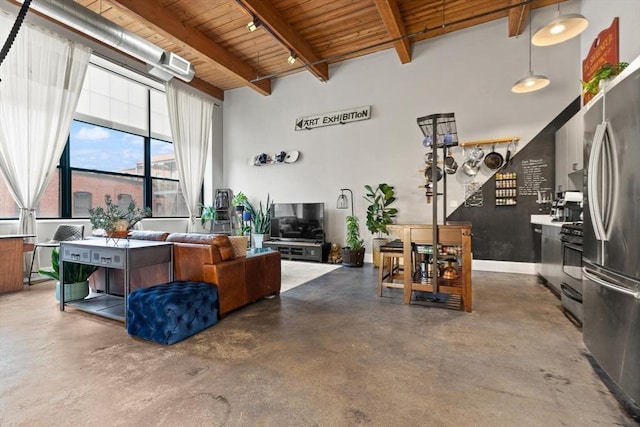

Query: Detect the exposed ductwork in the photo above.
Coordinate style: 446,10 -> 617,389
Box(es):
16,0 -> 194,82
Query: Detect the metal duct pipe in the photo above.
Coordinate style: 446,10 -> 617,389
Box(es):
17,0 -> 194,82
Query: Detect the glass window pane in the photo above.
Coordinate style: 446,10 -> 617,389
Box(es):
150,89 -> 172,141
0,177 -> 19,218
76,64 -> 149,135
72,170 -> 144,218
69,121 -> 144,175
37,172 -> 60,218
0,171 -> 59,218
150,139 -> 178,179
152,179 -> 188,217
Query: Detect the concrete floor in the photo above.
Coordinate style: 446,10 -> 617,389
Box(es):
1,267 -> 638,427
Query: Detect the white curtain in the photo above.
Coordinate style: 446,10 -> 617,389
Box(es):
165,83 -> 214,232
0,12 -> 91,268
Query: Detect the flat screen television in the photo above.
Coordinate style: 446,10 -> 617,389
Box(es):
269,202 -> 325,242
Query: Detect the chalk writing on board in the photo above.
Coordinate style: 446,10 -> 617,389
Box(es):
519,158 -> 551,196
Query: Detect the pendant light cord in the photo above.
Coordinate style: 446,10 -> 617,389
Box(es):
528,14 -> 533,73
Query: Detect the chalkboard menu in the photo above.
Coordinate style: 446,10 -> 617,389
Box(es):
519,158 -> 552,196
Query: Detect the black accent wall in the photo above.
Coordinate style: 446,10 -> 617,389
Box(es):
447,97 -> 581,262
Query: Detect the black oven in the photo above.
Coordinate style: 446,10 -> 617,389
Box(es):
560,223 -> 583,326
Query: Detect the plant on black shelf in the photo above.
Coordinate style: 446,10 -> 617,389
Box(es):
245,193 -> 273,234
232,191 -> 248,211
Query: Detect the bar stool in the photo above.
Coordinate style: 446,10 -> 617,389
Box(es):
378,240 -> 405,296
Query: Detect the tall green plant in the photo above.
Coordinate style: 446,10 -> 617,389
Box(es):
345,215 -> 364,249
363,183 -> 398,237
245,194 -> 273,234
38,248 -> 99,283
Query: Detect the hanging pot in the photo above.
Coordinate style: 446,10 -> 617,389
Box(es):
469,145 -> 484,161
460,159 -> 480,177
483,144 -> 504,170
425,165 -> 443,182
444,149 -> 458,174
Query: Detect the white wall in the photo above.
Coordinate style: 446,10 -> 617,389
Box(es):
580,0 -> 640,64
223,2 -> 583,250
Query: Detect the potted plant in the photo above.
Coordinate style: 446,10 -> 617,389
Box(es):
232,191 -> 248,212
244,194 -> 273,248
88,194 -> 151,237
581,62 -> 629,96
341,214 -> 365,267
199,203 -> 217,232
232,191 -> 249,235
363,183 -> 398,267
38,247 -> 99,302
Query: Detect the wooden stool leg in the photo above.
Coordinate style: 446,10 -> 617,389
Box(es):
377,253 -> 386,296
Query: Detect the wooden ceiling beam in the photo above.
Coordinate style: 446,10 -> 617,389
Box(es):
239,0 -> 330,82
106,0 -> 272,96
373,0 -> 411,64
508,0 -> 530,37
189,77 -> 225,101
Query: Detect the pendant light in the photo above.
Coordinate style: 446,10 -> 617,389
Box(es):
512,16 -> 550,94
532,1 -> 588,47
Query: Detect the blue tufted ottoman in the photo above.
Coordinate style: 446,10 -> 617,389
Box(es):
127,281 -> 219,345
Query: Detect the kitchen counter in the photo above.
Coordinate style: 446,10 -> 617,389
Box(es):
530,215 -> 569,227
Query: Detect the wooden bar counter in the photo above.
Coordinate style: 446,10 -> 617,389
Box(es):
0,234 -> 35,293
388,223 -> 472,312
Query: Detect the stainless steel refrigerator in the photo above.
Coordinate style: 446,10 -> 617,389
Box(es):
582,55 -> 640,407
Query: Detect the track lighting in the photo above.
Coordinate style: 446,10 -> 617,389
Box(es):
287,53 -> 297,65
531,1 -> 588,46
247,18 -> 261,32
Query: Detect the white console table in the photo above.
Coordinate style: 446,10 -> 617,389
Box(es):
59,239 -> 173,324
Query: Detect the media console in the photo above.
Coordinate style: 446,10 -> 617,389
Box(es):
263,240 -> 331,263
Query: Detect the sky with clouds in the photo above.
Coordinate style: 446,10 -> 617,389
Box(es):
70,121 -> 173,173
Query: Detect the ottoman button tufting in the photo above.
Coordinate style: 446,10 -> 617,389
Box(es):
127,281 -> 219,345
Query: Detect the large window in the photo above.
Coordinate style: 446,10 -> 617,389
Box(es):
67,121 -> 189,218
0,58 -> 197,219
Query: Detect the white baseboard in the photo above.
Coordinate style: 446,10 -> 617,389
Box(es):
472,259 -> 539,275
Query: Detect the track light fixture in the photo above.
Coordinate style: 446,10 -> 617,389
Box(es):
531,1 -> 588,46
287,53 -> 297,65
247,18 -> 261,32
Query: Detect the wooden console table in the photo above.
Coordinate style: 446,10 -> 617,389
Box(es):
59,239 -> 173,324
388,223 -> 472,312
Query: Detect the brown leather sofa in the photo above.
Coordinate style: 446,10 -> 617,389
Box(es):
91,231 -> 281,316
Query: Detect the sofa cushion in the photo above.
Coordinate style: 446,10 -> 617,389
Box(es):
128,230 -> 170,241
167,233 -> 235,262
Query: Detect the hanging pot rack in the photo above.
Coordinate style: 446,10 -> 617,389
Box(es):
459,136 -> 520,147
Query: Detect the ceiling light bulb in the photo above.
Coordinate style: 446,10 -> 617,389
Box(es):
525,80 -> 535,87
247,21 -> 257,32
287,54 -> 297,65
550,23 -> 565,35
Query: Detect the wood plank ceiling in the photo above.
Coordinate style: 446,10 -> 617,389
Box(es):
60,0 -> 565,99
